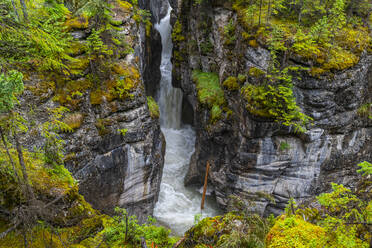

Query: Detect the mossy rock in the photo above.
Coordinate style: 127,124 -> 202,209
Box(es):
63,112 -> 84,131
192,70 -> 227,124
266,215 -> 325,248
248,67 -> 265,78
64,14 -> 89,31
223,76 -> 239,90
179,212 -> 268,248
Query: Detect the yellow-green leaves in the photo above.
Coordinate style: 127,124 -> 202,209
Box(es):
0,70 -> 24,113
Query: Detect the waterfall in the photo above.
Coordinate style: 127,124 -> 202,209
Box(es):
153,2 -> 220,236
156,5 -> 183,129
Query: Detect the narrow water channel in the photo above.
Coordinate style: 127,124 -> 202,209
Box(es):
153,2 -> 220,236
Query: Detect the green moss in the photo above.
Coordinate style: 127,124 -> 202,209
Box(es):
266,215 -> 325,248
64,14 -> 89,31
95,118 -> 113,136
90,63 -> 140,106
237,74 -> 246,83
116,0 -> 133,12
118,128 -> 128,136
248,39 -> 259,48
67,56 -> 90,76
172,20 -> 185,43
192,70 -> 225,107
249,67 -> 266,78
211,105 -> 222,123
147,96 -> 160,119
223,76 -> 239,90
26,80 -> 56,100
63,112 -> 84,131
192,70 -> 227,123
279,141 -> 290,151
179,212 -> 268,248
357,103 -> 372,119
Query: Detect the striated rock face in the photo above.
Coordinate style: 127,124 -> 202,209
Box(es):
173,1 -> 372,215
18,1 -> 166,222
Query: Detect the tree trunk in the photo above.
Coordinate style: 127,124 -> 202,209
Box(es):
298,0 -> 304,24
0,126 -> 21,183
266,0 -> 271,25
13,130 -> 35,202
19,0 -> 28,21
22,227 -> 29,248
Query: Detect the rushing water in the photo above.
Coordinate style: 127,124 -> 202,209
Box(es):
153,3 -> 220,236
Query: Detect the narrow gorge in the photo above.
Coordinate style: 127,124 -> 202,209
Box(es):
0,0 -> 371,247
152,2 -> 220,235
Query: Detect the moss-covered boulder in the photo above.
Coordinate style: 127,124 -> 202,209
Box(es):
178,212 -> 268,248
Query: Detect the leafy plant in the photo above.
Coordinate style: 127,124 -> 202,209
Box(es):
103,207 -> 177,247
267,161 -> 372,247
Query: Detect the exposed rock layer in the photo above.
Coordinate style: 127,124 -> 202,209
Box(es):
19,1 -> 167,222
173,0 -> 372,215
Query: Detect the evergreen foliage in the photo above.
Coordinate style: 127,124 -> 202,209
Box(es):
0,70 -> 24,113
230,0 -> 371,75
103,208 -> 177,248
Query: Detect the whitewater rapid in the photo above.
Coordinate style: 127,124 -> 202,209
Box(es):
153,3 -> 220,236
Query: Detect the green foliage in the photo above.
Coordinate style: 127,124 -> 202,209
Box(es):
41,106 -> 75,184
147,96 -> 160,119
192,71 -> 225,107
357,161 -> 372,176
0,70 -> 24,113
223,19 -> 237,46
172,20 -> 185,43
86,29 -> 112,58
192,70 -> 226,123
267,215 -> 325,248
357,103 -> 372,119
118,128 -> 128,136
179,211 -> 270,248
0,0 -> 74,72
241,83 -> 311,132
279,141 -> 290,151
230,0 -> 371,75
103,208 -> 177,248
267,162 -> 372,247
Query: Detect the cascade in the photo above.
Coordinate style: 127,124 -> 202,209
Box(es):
153,2 -> 220,235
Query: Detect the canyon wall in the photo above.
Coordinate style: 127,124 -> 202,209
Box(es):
172,0 -> 372,215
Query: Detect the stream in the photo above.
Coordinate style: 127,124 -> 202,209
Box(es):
153,2 -> 220,236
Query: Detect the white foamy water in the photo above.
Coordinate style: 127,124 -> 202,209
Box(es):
153,2 -> 220,236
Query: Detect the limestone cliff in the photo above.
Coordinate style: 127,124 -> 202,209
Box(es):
171,0 -> 372,215
17,1 -> 165,221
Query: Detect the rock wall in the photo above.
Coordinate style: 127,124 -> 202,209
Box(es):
173,0 -> 372,215
19,1 -> 166,221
